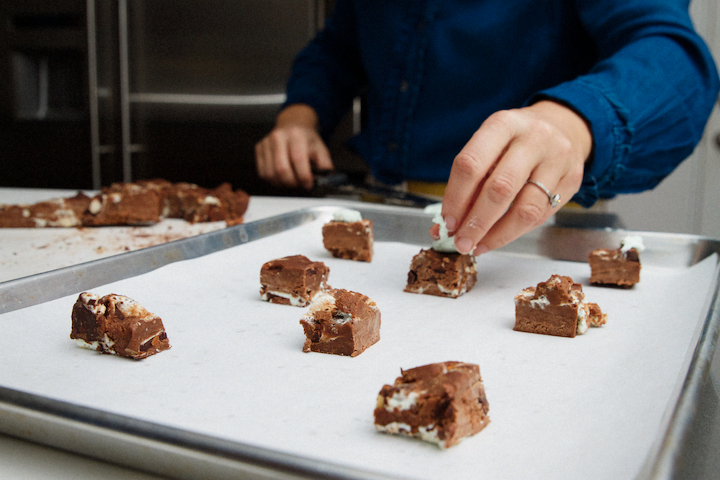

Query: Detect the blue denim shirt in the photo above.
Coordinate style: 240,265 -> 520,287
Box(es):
284,0 -> 719,207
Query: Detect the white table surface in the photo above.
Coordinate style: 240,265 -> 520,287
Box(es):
0,188 -> 341,480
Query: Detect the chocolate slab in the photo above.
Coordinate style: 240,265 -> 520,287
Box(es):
169,182 -> 250,225
82,183 -> 164,226
404,248 -> 477,298
300,288 -> 381,357
260,255 -> 330,307
0,192 -> 91,228
70,292 -> 171,359
374,361 -> 490,448
1,179 -> 249,228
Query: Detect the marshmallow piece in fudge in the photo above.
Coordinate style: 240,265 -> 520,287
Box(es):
514,274 -> 607,338
260,255 -> 330,307
425,203 -> 458,253
404,248 -> 477,298
299,288 -> 380,357
322,209 -> 374,262
70,292 -> 171,359
374,361 -> 490,448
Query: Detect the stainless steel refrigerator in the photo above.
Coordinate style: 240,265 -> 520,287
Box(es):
1,0 -> 348,193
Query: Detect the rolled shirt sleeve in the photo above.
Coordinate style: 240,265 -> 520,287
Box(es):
534,0 -> 720,207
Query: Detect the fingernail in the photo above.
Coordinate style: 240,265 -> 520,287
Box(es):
444,216 -> 457,231
455,237 -> 474,254
473,244 -> 489,256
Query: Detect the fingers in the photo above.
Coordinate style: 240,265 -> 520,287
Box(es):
470,172 -> 575,255
307,138 -> 333,178
429,223 -> 440,240
286,130 -> 313,189
444,109 -> 541,253
442,101 -> 591,254
255,104 -> 333,190
256,129 -> 295,187
458,134 -> 568,253
255,126 -> 333,190
442,113 -> 512,233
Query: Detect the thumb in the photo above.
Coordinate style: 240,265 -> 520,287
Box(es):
310,140 -> 334,171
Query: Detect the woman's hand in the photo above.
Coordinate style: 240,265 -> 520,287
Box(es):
255,104 -> 333,190
440,100 -> 593,254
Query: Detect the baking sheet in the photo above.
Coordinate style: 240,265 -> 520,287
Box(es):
0,219 -> 227,283
1,206 -> 719,480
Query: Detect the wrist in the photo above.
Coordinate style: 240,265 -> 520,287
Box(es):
277,103 -> 319,130
531,100 -> 593,164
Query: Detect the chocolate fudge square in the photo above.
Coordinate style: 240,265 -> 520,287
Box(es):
404,248 -> 477,298
374,361 -> 490,448
514,274 -> 607,338
300,288 -> 381,357
589,247 -> 641,288
260,255 -> 330,307
322,218 -> 374,262
71,292 -> 171,359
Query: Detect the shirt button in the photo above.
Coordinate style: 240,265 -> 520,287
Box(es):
387,142 -> 398,152
399,80 -> 409,92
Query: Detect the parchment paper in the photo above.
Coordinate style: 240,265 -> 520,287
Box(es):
1,214 -> 717,480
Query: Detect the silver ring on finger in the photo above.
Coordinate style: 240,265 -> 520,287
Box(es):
526,179 -> 561,208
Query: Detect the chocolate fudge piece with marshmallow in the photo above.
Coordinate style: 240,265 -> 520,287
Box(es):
374,361 -> 490,448
404,248 -> 477,298
70,292 -> 171,359
322,209 -> 374,262
514,274 -> 607,338
165,181 -> 250,225
300,288 -> 380,357
589,236 -> 643,288
260,255 -> 330,307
